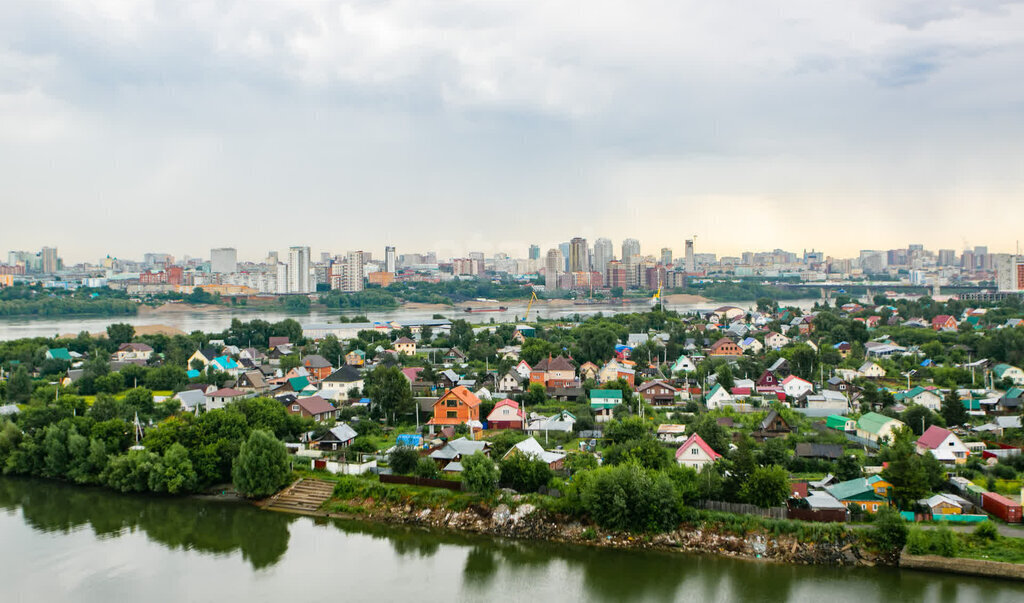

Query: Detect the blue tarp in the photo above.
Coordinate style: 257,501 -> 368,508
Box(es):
396,434 -> 423,447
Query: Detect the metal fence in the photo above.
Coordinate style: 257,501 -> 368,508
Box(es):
700,500 -> 787,520
844,432 -> 880,450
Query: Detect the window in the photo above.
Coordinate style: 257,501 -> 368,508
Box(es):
447,410 -> 457,419
691,448 -> 698,455
447,400 -> 458,407
291,405 -> 299,412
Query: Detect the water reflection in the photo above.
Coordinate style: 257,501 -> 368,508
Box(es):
0,478 -> 293,569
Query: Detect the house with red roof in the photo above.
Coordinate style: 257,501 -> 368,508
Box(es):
932,315 -> 958,331
915,425 -> 969,465
530,355 -> 578,389
204,388 -> 248,410
286,395 -> 338,423
708,338 -> 742,358
486,399 -> 525,430
781,375 -> 814,399
675,433 -> 722,470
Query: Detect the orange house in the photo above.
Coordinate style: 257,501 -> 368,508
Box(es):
932,315 -> 957,331
426,386 -> 481,431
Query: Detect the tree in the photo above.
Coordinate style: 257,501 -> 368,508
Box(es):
106,323 -> 136,346
714,363 -> 735,391
689,415 -> 730,455
6,365 -> 31,404
461,452 -> 499,496
578,463 -> 679,532
319,335 -> 343,366
279,354 -> 301,373
836,454 -> 862,481
389,447 -> 420,475
605,417 -> 648,444
363,365 -> 414,424
232,430 -> 290,498
740,465 -> 790,507
869,507 -> 909,556
123,387 -> 155,420
150,442 -> 199,494
902,404 -> 944,436
499,454 -> 553,493
522,383 -> 547,407
940,390 -> 969,427
413,457 -> 440,479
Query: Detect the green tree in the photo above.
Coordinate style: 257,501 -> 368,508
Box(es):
605,417 -> 648,443
319,335 -> 343,366
714,363 -> 735,391
461,452 -> 499,496
836,454 -> 862,481
740,465 -> 790,507
940,390 -> 969,427
522,383 -> 547,407
232,430 -> 290,498
902,404 -> 944,436
123,387 -> 155,420
149,443 -> 199,494
869,507 -> 909,556
363,365 -> 414,424
102,449 -> 158,493
413,457 -> 440,479
578,463 -> 679,532
389,447 -> 420,475
6,365 -> 32,404
106,323 -> 136,346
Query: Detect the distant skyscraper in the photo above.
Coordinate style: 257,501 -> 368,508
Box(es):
996,255 -> 1024,292
558,242 -> 571,271
621,238 -> 640,261
288,246 -> 311,293
528,245 -> 540,260
39,247 -> 60,274
660,247 -> 672,267
210,248 -> 237,274
341,251 -> 364,292
545,248 -> 561,290
593,238 -> 613,278
569,237 -> 589,272
938,249 -> 956,266
385,246 -> 396,273
266,251 -> 279,265
684,239 -> 695,272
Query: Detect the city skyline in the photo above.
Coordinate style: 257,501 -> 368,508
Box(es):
4,3 -> 1024,258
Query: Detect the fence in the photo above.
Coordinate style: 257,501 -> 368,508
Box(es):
379,474 -> 463,491
310,459 -> 377,475
844,432 -> 880,450
700,500 -> 787,520
786,507 -> 848,523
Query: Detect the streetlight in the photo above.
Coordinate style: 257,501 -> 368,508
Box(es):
901,369 -> 917,391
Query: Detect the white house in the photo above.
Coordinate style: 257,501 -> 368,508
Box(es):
674,433 -> 722,471
671,355 -> 697,374
498,371 -> 526,393
765,332 -> 790,350
112,343 -> 153,362
704,383 -> 735,409
319,366 -> 364,401
781,375 -> 814,399
894,387 -> 942,411
738,337 -> 764,354
993,364 -> 1024,385
915,425 -> 970,465
514,360 -> 532,380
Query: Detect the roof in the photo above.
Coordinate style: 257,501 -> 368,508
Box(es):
675,433 -> 722,460
767,358 -> 789,372
174,389 -> 206,409
429,437 -> 488,461
806,491 -> 848,510
590,389 -> 623,399
533,355 -> 575,372
287,376 -> 311,391
504,436 -> 566,465
394,337 -> 416,344
758,409 -> 788,431
296,395 -> 336,416
436,386 -> 481,408
916,425 -> 954,450
268,336 -> 290,348
795,443 -> 844,459
302,354 -> 333,368
315,423 -> 357,443
206,388 -> 245,398
826,477 -> 884,502
921,494 -> 963,510
118,342 -> 153,352
858,361 -> 881,373
47,348 -> 73,361
994,364 -> 1020,378
857,412 -> 896,435
638,379 -> 679,393
323,365 -> 362,383
0,404 -> 21,416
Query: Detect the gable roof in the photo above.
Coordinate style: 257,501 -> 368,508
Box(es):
758,409 -> 789,431
827,477 -> 884,502
394,337 -> 416,344
504,436 -> 566,465
315,422 -> 357,443
302,354 -> 332,368
296,395 -> 336,416
323,365 -> 362,383
436,386 -> 481,408
533,355 -> 575,372
206,388 -> 245,398
675,433 -> 722,460
173,389 -> 206,409
47,348 -> 73,361
856,412 -> 896,435
916,425 -> 955,450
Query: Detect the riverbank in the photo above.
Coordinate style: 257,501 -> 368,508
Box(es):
260,476 -> 884,569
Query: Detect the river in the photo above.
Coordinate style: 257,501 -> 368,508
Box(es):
0,298 -> 821,341
1,478 -> 1021,602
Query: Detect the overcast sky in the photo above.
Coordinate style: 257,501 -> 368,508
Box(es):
3,1 -> 1024,264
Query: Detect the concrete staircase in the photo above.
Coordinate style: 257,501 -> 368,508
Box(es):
263,478 -> 335,515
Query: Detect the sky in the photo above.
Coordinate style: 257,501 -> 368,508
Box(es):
3,1 -> 1024,264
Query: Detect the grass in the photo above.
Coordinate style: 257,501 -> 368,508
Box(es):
324,473 -> 481,513
958,534 -> 1024,564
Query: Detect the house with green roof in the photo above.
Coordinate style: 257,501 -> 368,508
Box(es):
590,389 -> 623,409
855,412 -> 905,444
1005,387 -> 1024,400
826,475 -> 893,513
826,414 -> 855,432
993,364 -> 1024,385
45,348 -> 73,362
892,386 -> 942,411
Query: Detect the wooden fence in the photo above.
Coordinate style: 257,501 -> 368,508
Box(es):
379,474 -> 463,491
700,500 -> 787,520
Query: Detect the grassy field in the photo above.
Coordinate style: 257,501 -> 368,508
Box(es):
957,534 -> 1024,564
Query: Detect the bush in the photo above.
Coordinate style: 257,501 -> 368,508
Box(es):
461,452 -> 499,495
348,437 -> 378,454
389,447 -> 420,475
974,521 -> 999,541
413,457 -> 441,479
868,508 -> 908,554
499,454 -> 553,493
578,463 -> 679,532
907,527 -> 958,557
232,430 -> 290,498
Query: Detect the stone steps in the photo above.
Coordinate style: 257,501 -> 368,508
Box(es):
263,478 -> 335,515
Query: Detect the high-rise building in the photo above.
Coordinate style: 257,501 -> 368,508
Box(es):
996,255 -> 1024,292
961,250 -> 976,271
275,262 -> 289,294
340,251 -> 364,292
558,242 -> 571,271
974,246 -> 989,270
660,247 -> 672,267
621,238 -> 640,261
593,238 -> 613,278
684,239 -> 695,272
545,248 -> 561,290
385,246 -> 397,273
606,260 -> 626,291
468,251 -> 485,274
288,246 -> 311,293
39,247 -> 60,274
938,249 -> 956,266
528,245 -> 540,260
210,248 -> 237,274
266,251 -> 279,265
569,237 -> 589,272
